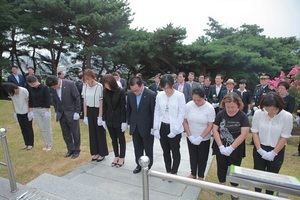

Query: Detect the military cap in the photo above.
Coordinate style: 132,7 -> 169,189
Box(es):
259,73 -> 270,79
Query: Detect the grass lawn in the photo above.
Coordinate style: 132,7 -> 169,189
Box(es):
0,99 -> 131,185
0,99 -> 299,199
199,134 -> 300,200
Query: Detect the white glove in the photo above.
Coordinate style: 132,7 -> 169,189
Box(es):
121,123 -> 127,132
262,150 -> 277,161
83,117 -> 88,125
73,112 -> 80,120
219,145 -> 230,156
128,125 -> 130,130
253,106 -> 258,112
257,148 -> 268,157
224,145 -> 235,156
151,129 -> 160,139
44,111 -> 51,118
14,112 -> 17,120
188,135 -> 196,144
167,132 -> 177,138
212,103 -> 219,108
296,116 -> 300,125
102,121 -> 107,129
193,136 -> 204,145
247,109 -> 251,116
27,111 -> 34,121
97,117 -> 103,126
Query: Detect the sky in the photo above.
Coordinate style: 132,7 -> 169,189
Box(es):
128,0 -> 300,44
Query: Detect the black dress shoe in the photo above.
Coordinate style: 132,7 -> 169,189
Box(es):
97,156 -> 105,162
71,153 -> 79,159
133,166 -> 141,174
64,151 -> 73,158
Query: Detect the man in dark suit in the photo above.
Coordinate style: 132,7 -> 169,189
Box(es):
113,71 -> 127,91
149,74 -> 162,94
173,72 -> 192,103
127,76 -> 156,173
45,75 -> 81,159
207,74 -> 226,114
7,65 -> 26,87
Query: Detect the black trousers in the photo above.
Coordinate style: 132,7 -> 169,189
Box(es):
87,107 -> 108,156
216,153 -> 243,185
133,127 -> 154,168
108,126 -> 126,158
253,145 -> 285,195
159,122 -> 181,174
17,113 -> 34,146
59,114 -> 81,153
187,139 -> 210,178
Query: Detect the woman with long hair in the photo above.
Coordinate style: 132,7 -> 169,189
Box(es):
102,74 -> 127,167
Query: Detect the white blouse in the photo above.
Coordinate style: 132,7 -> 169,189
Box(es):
153,90 -> 186,133
11,87 -> 29,114
185,101 -> 215,141
82,83 -> 103,108
251,109 -> 293,147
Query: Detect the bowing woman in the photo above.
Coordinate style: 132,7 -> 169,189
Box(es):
152,74 -> 186,175
212,93 -> 250,200
82,69 -> 108,162
251,92 -> 293,195
102,74 -> 127,168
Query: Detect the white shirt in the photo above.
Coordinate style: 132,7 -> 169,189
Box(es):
82,82 -> 103,107
251,109 -> 293,147
216,85 -> 222,96
11,87 -> 29,114
185,101 -> 215,141
153,90 -> 186,133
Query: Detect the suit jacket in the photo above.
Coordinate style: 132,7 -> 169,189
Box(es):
149,83 -> 162,94
103,89 -> 126,128
127,87 -> 156,137
173,82 -> 192,103
49,79 -> 81,122
238,89 -> 252,113
207,84 -> 226,103
218,89 -> 242,103
7,73 -> 26,87
186,81 -> 200,91
120,78 -> 127,91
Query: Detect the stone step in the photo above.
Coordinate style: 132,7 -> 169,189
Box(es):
0,177 -> 63,200
27,173 -> 123,200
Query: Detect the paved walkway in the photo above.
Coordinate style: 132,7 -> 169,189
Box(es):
0,135 -> 214,200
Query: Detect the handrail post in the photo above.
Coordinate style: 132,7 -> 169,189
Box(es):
139,156 -> 150,200
0,128 -> 18,193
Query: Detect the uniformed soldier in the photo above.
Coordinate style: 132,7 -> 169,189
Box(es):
251,73 -> 275,112
248,73 -> 275,145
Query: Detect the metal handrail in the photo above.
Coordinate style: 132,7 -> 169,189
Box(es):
0,128 -> 18,193
138,156 -> 287,200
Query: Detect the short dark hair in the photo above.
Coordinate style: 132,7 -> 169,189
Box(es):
2,82 -> 18,96
188,72 -> 195,76
11,65 -> 18,69
277,81 -> 290,90
45,75 -> 59,87
26,75 -> 38,84
57,71 -> 64,76
205,76 -> 212,81
215,74 -> 223,79
192,87 -> 206,98
129,76 -> 143,87
28,66 -> 35,71
160,74 -> 174,88
178,72 -> 186,78
260,92 -> 284,112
